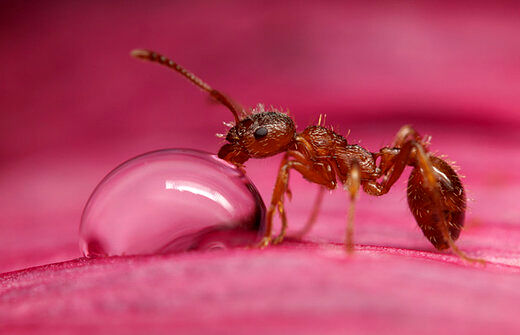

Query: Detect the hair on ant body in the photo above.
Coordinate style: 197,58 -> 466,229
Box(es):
131,49 -> 483,264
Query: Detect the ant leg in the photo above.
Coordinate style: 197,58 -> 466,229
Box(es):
259,154 -> 290,248
273,201 -> 289,245
368,137 -> 424,196
272,150 -> 336,245
392,125 -> 423,147
261,154 -> 336,248
272,161 -> 334,245
345,161 -> 361,253
374,125 -> 426,179
291,186 -> 326,239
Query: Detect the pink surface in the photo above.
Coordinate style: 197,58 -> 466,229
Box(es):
1,1 -> 520,334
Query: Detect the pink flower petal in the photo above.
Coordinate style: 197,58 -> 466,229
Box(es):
1,1 -> 520,334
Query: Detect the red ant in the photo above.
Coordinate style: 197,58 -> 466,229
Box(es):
131,49 -> 484,264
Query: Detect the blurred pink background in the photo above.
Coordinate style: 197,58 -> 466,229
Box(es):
1,1 -> 520,333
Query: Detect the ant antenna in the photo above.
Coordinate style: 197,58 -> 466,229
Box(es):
131,49 -> 241,123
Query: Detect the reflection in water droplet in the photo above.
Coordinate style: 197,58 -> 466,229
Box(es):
79,149 -> 265,257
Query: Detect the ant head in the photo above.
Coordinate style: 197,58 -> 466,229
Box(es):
218,105 -> 296,165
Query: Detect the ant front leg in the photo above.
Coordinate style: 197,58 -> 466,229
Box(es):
259,152 -> 336,248
258,153 -> 289,248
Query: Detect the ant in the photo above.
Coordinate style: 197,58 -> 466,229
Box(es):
131,49 -> 484,264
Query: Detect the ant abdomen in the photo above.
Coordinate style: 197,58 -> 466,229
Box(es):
407,156 -> 466,250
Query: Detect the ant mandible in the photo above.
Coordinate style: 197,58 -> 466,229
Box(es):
131,49 -> 483,264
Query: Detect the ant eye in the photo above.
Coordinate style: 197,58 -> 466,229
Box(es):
254,127 -> 268,140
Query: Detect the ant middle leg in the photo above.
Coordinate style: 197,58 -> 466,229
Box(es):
344,161 -> 361,253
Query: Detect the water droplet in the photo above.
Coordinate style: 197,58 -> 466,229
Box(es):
79,149 -> 265,257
